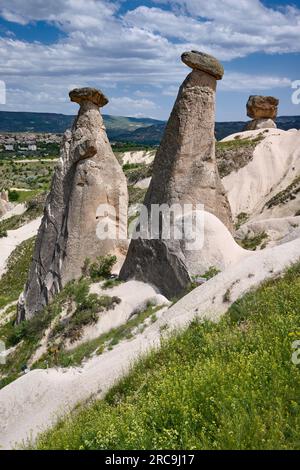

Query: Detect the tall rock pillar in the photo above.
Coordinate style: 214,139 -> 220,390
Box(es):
18,88 -> 128,321
120,51 -> 233,298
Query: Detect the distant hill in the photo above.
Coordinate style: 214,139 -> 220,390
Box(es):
0,111 -> 74,134
215,116 -> 300,141
276,115 -> 300,129
0,111 -> 164,141
113,122 -> 167,145
0,111 -> 299,144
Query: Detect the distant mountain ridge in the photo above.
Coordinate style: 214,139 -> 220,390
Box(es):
0,111 -> 164,137
0,110 -> 299,144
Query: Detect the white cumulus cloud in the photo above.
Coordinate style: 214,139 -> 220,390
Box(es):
0,0 -> 298,117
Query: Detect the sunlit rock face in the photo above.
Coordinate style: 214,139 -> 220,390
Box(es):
18,88 -> 128,321
120,51 -> 233,299
245,95 -> 279,130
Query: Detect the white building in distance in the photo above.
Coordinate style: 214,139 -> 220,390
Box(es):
28,142 -> 37,151
4,144 -> 14,151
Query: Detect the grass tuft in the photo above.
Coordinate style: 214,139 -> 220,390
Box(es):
239,232 -> 269,251
0,236 -> 36,309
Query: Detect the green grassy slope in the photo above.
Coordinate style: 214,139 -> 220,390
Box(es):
35,262 -> 300,450
0,160 -> 56,190
0,237 -> 36,309
0,111 -> 163,136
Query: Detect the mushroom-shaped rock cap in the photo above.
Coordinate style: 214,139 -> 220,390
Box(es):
181,51 -> 224,80
69,87 -> 109,107
247,95 -> 279,120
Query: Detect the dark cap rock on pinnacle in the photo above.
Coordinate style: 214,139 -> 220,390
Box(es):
246,95 -> 279,120
69,87 -> 109,107
181,51 -> 224,80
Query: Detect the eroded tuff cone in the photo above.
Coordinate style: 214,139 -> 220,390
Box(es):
1,190 -> 8,203
247,95 -> 279,120
0,201 -> 4,218
181,50 -> 224,80
120,52 -> 233,298
0,190 -> 9,217
17,87 -> 128,321
244,118 -> 277,131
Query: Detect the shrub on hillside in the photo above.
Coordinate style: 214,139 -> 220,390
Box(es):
8,190 -> 19,202
0,229 -> 7,238
83,255 -> 117,281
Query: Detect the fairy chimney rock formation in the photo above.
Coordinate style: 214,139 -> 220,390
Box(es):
120,51 -> 233,298
0,190 -> 9,217
245,95 -> 279,131
17,87 -> 128,321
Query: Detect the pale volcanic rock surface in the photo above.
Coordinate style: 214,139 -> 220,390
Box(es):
17,88 -> 128,321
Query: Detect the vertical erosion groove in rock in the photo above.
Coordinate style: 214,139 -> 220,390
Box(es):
17,88 -> 128,321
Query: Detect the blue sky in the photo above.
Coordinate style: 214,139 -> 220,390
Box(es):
0,0 -> 299,121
